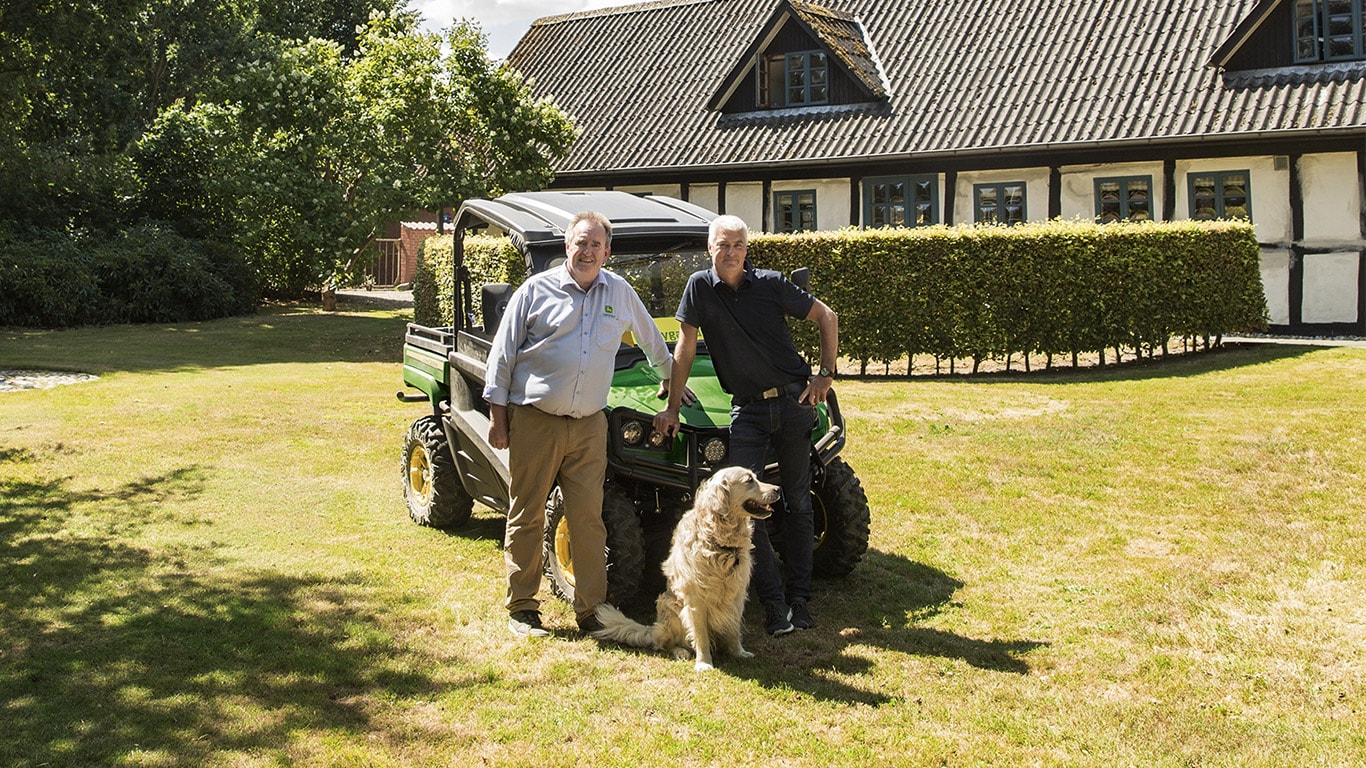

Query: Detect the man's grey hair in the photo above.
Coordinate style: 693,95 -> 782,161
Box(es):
708,214 -> 749,244
568,211 -> 613,245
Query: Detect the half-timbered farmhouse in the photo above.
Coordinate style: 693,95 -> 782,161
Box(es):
505,0 -> 1366,335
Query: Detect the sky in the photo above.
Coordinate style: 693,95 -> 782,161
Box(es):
413,0 -> 653,60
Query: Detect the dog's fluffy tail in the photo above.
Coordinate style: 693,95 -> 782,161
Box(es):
591,604 -> 659,648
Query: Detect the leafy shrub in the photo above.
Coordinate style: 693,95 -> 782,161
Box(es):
748,219 -> 1267,372
0,227 -> 257,328
409,219 -> 1266,372
413,234 -> 524,327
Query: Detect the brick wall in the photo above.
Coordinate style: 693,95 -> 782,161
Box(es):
398,221 -> 440,286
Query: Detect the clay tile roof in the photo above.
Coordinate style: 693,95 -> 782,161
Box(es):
506,0 -> 1366,181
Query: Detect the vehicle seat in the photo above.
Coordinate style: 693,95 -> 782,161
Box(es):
481,283 -> 512,334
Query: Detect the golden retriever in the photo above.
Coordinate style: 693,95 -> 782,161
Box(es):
592,466 -> 780,671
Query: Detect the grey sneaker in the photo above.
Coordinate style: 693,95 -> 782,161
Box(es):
764,602 -> 794,636
509,610 -> 550,637
789,600 -> 814,630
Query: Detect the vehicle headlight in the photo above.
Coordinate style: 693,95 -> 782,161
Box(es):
646,428 -> 668,449
701,437 -> 727,464
621,420 -> 645,446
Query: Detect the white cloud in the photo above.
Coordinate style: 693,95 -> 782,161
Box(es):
415,0 -> 652,60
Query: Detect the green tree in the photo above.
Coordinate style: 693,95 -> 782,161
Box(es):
209,13 -> 576,297
0,0 -> 395,230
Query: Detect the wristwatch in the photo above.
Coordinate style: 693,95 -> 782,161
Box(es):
817,365 -> 834,378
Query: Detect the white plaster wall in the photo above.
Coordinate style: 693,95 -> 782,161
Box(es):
1058,162 -> 1166,221
1301,251 -> 1361,323
615,183 -> 682,198
724,182 -> 765,232
1259,249 -> 1292,326
1299,152 -> 1361,244
1175,156 -> 1290,243
687,184 -> 721,215
772,178 -> 851,231
953,168 -> 1051,224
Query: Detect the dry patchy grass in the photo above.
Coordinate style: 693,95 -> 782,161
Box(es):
2,305 -> 1364,766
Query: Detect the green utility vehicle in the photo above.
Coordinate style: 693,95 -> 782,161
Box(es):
398,191 -> 869,606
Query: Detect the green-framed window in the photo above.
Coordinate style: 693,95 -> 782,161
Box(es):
1095,176 -> 1153,223
1189,171 -> 1251,221
759,50 -> 829,108
774,190 -> 817,232
974,182 -> 1026,225
1295,0 -> 1366,62
864,175 -> 937,228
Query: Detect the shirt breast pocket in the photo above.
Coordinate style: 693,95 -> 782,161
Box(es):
593,314 -> 628,352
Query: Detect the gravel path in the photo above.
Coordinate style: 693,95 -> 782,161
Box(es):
0,369 -> 100,392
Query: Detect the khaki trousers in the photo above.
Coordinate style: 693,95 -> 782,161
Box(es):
503,403 -> 608,621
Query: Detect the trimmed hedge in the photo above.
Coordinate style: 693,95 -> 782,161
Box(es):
413,234 -> 525,327
748,219 -> 1267,372
0,227 -> 257,328
412,220 -> 1267,372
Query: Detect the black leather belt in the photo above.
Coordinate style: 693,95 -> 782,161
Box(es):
732,381 -> 805,407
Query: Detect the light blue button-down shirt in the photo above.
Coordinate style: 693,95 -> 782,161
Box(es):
483,264 -> 672,418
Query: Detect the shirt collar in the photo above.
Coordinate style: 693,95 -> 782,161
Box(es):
557,263 -> 608,293
706,266 -> 753,290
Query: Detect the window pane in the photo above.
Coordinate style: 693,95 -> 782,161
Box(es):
913,180 -> 931,203
1192,175 -> 1217,219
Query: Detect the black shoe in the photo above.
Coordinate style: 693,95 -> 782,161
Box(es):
577,612 -> 605,634
789,600 -> 814,630
764,602 -> 794,636
509,610 -> 550,638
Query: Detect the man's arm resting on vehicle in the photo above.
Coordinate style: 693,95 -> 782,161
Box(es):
801,299 -> 839,405
653,323 -> 699,437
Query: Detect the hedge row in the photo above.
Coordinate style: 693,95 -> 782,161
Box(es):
750,219 -> 1267,372
413,234 -> 525,328
413,219 -> 1267,372
0,227 -> 257,328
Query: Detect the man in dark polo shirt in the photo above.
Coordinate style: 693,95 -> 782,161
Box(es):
654,214 -> 839,635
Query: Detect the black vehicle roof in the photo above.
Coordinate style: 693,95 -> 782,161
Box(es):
453,190 -> 716,249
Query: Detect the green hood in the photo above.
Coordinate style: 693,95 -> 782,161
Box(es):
608,356 -> 731,428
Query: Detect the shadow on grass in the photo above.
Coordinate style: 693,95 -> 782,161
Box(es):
1,303 -> 412,376
732,549 -> 1047,706
854,342 -> 1324,386
0,448 -> 441,767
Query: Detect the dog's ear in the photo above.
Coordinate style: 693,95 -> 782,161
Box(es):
696,470 -> 731,515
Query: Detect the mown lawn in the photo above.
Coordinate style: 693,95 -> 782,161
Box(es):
2,301 -> 1363,767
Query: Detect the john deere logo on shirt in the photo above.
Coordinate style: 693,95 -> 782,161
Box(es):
605,305 -> 615,315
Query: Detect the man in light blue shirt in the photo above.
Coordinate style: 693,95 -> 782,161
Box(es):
484,211 -> 674,637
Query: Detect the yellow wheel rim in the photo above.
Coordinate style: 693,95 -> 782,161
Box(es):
555,524 -> 576,587
408,448 -> 431,501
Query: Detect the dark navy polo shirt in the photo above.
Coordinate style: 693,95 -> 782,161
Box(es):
675,267 -> 815,400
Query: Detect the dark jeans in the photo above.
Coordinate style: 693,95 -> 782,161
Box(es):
729,393 -> 816,608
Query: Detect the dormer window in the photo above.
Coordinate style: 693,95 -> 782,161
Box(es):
708,0 -> 888,116
760,51 -> 829,108
1295,0 -> 1366,61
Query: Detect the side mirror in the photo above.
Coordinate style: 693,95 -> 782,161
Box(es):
790,267 -> 811,290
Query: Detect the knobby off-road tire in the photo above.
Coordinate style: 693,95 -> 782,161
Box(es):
401,416 -> 473,528
810,456 -> 871,576
543,483 -> 646,607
